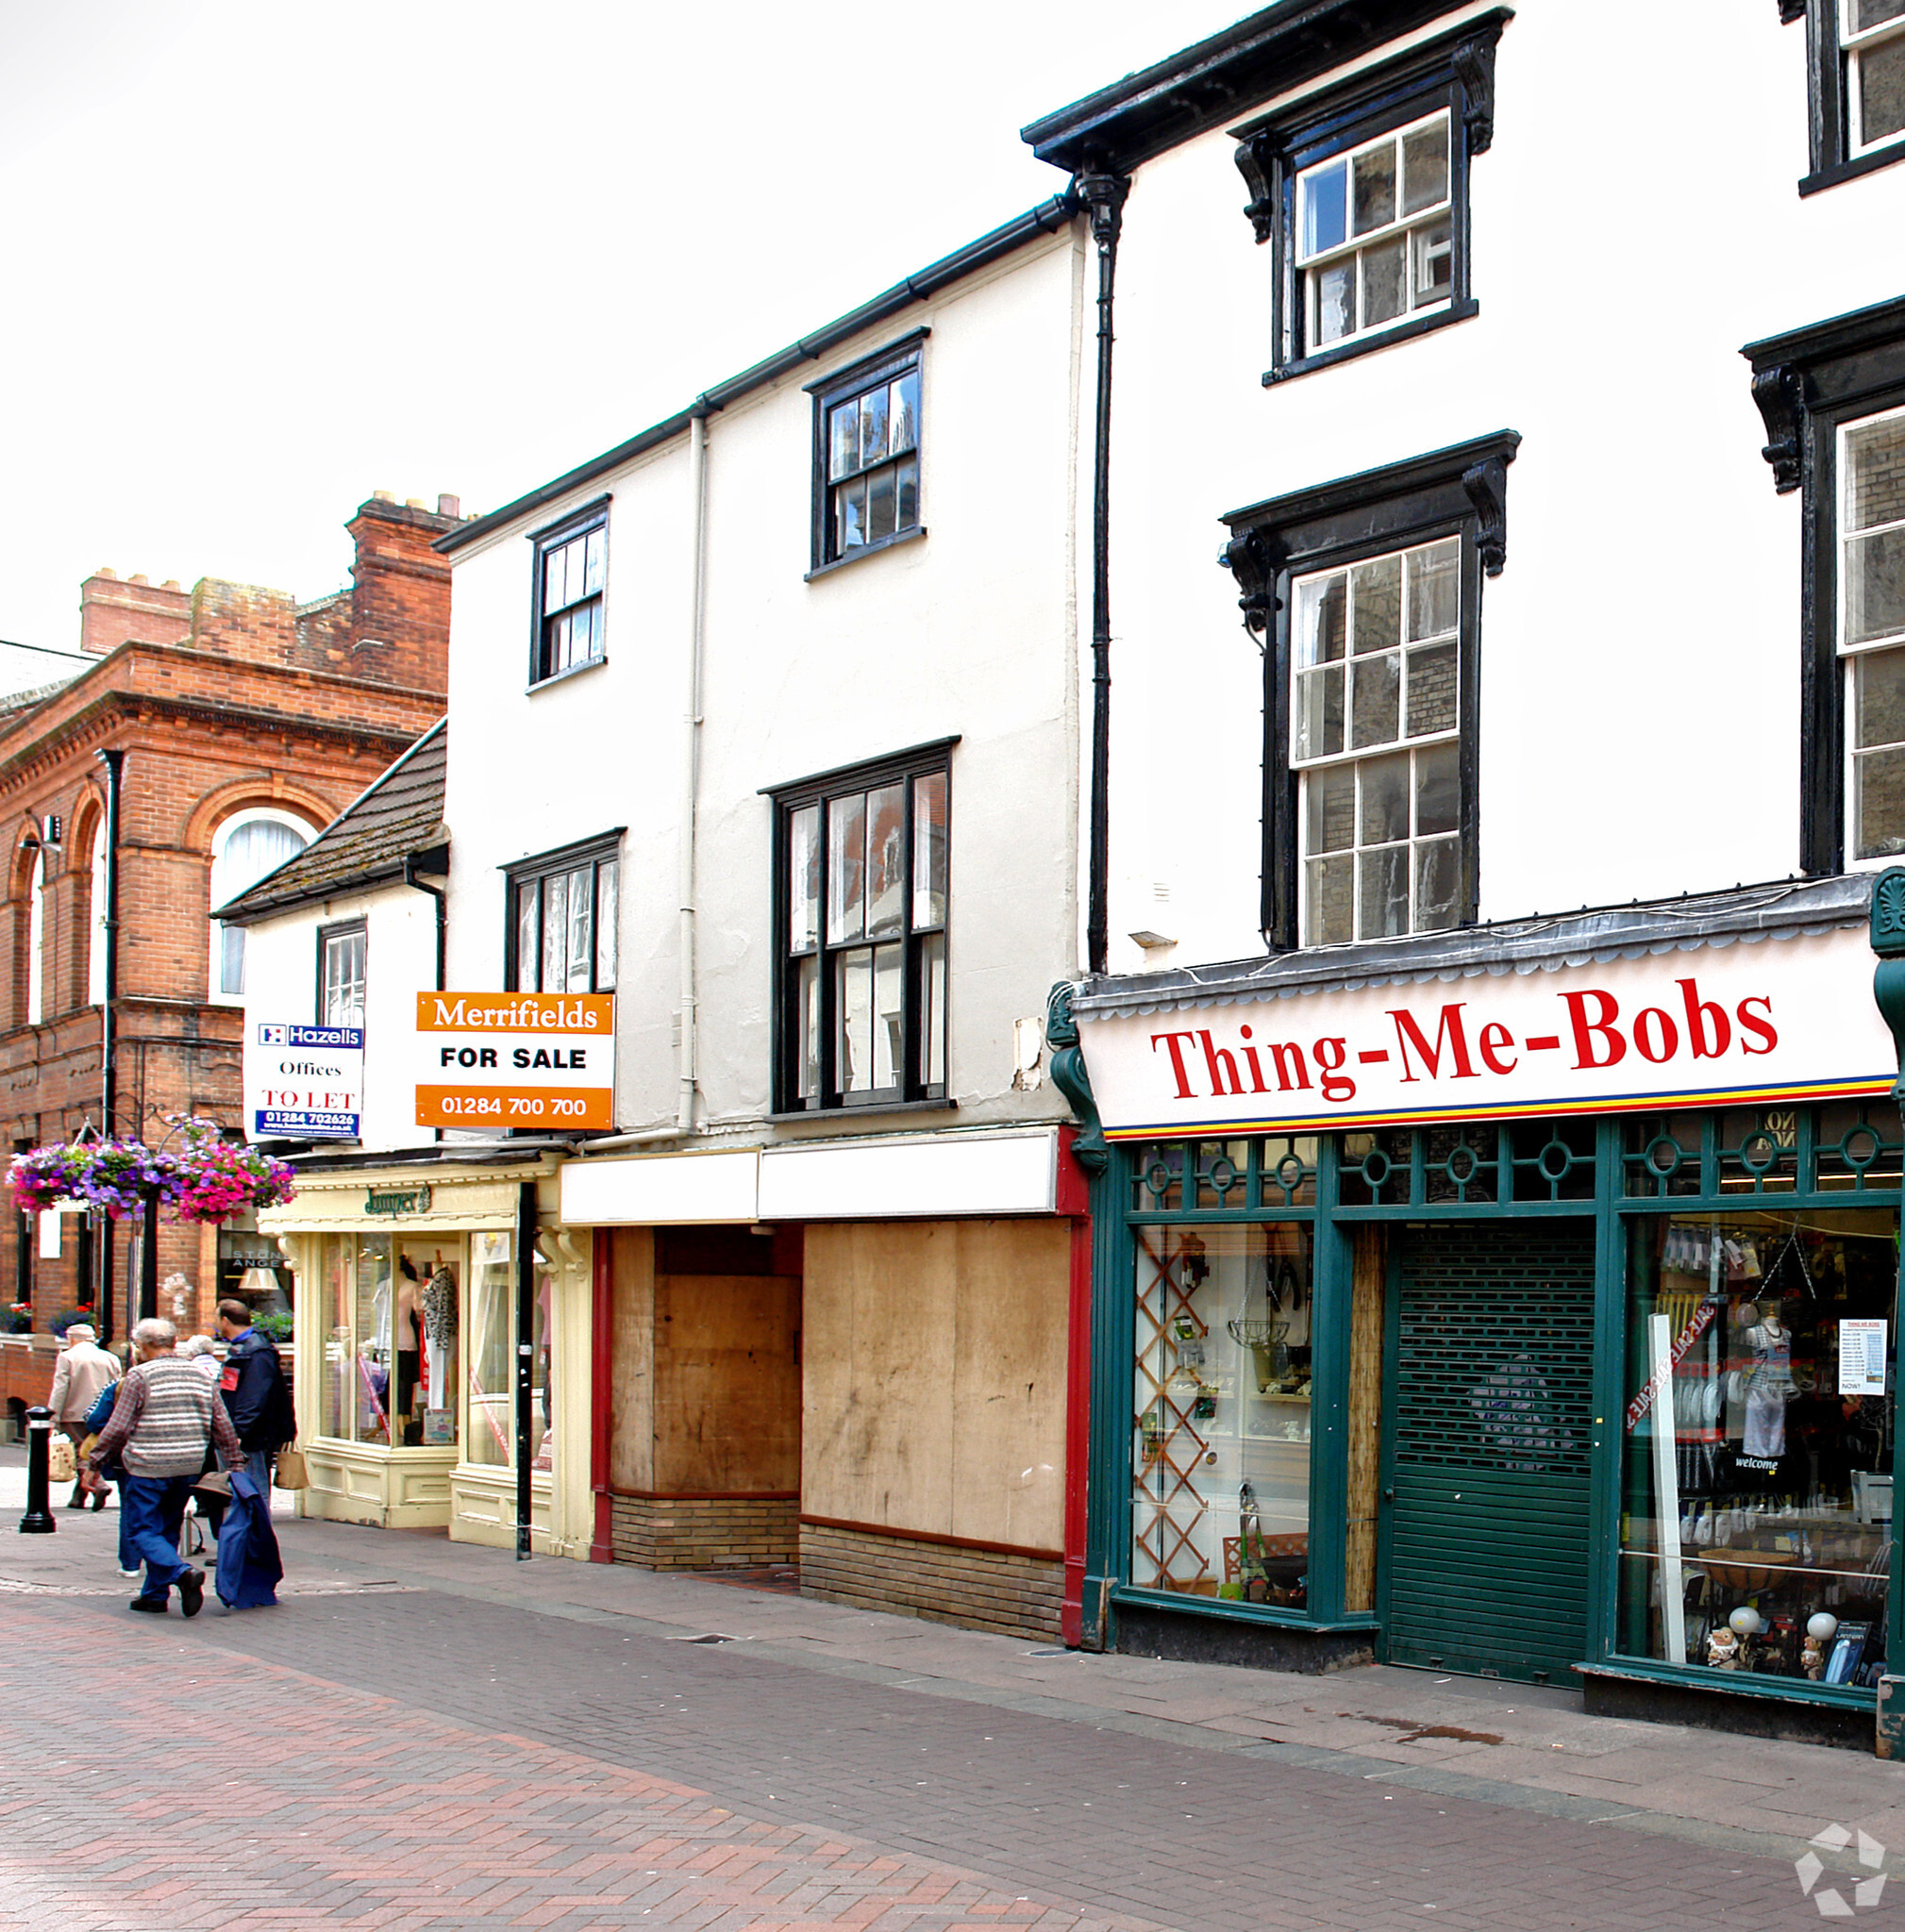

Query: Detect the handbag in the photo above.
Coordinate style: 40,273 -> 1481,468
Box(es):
83,1378 -> 121,1434
273,1445 -> 308,1491
47,1434 -> 75,1484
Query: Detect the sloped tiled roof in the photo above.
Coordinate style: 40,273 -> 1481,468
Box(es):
217,718 -> 446,923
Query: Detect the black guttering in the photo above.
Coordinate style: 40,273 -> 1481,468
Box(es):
1019,0 -> 1479,175
437,196 -> 1078,558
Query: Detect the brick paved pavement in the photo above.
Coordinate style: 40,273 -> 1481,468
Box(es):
0,1563 -> 1836,1931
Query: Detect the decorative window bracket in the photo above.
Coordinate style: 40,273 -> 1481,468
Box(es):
1461,455 -> 1510,575
1751,365 -> 1806,494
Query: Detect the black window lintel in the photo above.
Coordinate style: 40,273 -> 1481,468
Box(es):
526,493 -> 611,546
803,327 -> 929,399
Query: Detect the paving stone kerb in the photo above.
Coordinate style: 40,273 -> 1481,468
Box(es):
0,1471 -> 1877,1932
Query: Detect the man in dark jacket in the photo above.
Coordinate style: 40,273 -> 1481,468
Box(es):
215,1298 -> 293,1494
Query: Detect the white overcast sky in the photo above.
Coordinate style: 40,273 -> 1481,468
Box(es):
0,1 -> 1245,677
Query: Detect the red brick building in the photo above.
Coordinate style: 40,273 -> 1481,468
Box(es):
0,491 -> 455,1417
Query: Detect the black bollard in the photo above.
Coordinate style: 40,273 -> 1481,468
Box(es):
20,1404 -> 57,1535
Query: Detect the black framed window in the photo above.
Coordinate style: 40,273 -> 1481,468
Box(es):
1234,12 -> 1503,383
1220,430 -> 1517,952
1746,295 -> 1905,870
808,339 -> 922,571
318,919 -> 366,1026
530,502 -> 607,685
506,836 -> 620,992
1788,0 -> 1905,194
769,741 -> 951,1111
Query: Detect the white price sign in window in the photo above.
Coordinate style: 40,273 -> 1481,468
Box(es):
1839,1318 -> 1889,1397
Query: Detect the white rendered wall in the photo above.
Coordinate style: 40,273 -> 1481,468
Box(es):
443,230 -> 1087,1141
242,884 -> 438,1150
1092,0 -> 1901,976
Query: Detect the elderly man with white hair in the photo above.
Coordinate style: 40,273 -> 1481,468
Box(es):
45,1321 -> 120,1510
89,1317 -> 242,1616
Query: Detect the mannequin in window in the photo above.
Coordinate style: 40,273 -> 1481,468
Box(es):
422,1259 -> 456,1414
1740,1299 -> 1797,1461
394,1256 -> 423,1440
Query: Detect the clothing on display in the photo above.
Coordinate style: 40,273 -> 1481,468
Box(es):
1619,1210 -> 1896,1688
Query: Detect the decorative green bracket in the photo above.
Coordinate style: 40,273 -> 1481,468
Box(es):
1871,869 -> 1905,1100
1045,981 -> 1108,1173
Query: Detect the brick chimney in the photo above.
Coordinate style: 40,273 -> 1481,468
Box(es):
78,570 -> 192,656
344,495 -> 456,692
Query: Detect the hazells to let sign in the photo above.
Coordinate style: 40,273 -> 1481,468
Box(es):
414,991 -> 614,1131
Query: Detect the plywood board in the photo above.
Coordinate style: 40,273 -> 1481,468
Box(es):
607,1226 -> 655,1494
802,1223 -> 958,1530
948,1220 -> 1069,1550
1345,1225 -> 1386,1614
653,1273 -> 801,1492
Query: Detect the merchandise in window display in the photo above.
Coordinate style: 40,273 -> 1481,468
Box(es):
1131,1223 -> 1312,1607
1618,1209 -> 1897,1690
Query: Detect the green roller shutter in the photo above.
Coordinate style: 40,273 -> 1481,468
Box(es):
1384,1221 -> 1597,1685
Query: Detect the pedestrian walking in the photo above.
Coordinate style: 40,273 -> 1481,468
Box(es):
88,1317 -> 241,1616
215,1298 -> 293,1494
177,1333 -> 229,1548
45,1322 -> 119,1510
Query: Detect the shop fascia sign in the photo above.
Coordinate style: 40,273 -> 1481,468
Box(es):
413,991 -> 614,1131
364,1184 -> 432,1217
1078,926 -> 1896,1140
244,1023 -> 364,1141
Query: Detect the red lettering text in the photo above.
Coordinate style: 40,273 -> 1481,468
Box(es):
1477,1021 -> 1517,1075
1677,977 -> 1731,1058
1389,1003 -> 1480,1082
1564,989 -> 1627,1069
1151,1030 -> 1200,1098
1736,995 -> 1778,1055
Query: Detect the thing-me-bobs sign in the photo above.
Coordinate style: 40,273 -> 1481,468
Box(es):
1077,928 -> 1896,1141
414,992 -> 614,1131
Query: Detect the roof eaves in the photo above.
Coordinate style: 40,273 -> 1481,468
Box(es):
438,195 -> 1078,558
1019,0 -> 1484,174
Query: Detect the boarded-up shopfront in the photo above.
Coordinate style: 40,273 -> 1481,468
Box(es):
567,1126 -> 1083,1640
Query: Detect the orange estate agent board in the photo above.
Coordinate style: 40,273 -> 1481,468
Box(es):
413,991 -> 615,1131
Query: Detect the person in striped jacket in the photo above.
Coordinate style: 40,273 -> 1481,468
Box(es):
90,1317 -> 242,1617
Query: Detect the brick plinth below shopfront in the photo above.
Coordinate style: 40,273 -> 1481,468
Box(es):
610,1491 -> 799,1569
800,1519 -> 1064,1641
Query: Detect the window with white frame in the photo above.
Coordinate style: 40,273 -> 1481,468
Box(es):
810,343 -> 922,570
508,839 -> 619,993
771,744 -> 949,1111
209,811 -> 314,1000
1292,537 -> 1462,943
320,920 -> 368,1026
86,819 -> 107,1008
1295,111 -> 1452,356
1843,406 -> 1905,858
1846,0 -> 1905,159
1788,0 -> 1905,188
25,847 -> 46,1025
1231,19 -> 1500,379
531,508 -> 607,685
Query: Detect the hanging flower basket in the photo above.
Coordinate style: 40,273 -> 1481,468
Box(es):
6,1117 -> 295,1225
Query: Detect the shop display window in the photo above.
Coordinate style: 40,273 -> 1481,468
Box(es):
1617,1209 -> 1897,1687
465,1230 -> 559,1473
315,1233 -> 460,1450
1131,1223 -> 1313,1607
467,1233 -> 514,1466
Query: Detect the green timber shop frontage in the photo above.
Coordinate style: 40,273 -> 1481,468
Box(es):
1055,875 -> 1905,1746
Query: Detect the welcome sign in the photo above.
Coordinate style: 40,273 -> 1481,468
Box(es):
1077,927 -> 1896,1141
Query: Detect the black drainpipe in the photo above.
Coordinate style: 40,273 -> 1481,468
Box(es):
1077,166 -> 1129,979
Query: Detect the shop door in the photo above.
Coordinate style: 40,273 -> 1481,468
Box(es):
1381,1221 -> 1597,1684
